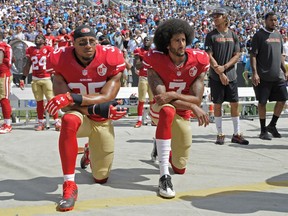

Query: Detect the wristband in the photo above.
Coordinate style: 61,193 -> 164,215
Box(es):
88,104 -> 97,115
21,75 -> 27,80
87,103 -> 109,118
87,101 -> 118,118
70,93 -> 83,105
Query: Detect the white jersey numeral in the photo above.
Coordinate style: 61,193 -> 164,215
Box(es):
68,81 -> 106,94
169,82 -> 186,93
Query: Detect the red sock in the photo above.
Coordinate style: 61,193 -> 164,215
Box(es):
155,106 -> 175,139
137,101 -> 144,117
0,98 -> 12,119
59,114 -> 81,175
36,100 -> 44,120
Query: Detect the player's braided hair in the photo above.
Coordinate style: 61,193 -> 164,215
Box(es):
153,19 -> 194,54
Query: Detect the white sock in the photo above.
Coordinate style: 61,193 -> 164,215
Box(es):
156,139 -> 171,177
137,116 -> 143,121
214,117 -> 222,135
232,116 -> 240,135
4,119 -> 11,126
64,174 -> 75,182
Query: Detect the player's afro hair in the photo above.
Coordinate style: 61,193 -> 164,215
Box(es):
153,19 -> 194,54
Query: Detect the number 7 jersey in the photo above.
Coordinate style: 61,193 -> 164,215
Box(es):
143,48 -> 210,95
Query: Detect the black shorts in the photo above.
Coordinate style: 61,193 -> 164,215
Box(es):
253,80 -> 288,104
209,78 -> 239,104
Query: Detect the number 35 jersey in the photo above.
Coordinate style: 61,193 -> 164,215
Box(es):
47,45 -> 126,121
26,45 -> 54,79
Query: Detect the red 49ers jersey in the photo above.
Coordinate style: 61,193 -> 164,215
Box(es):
143,48 -> 210,119
47,45 -> 126,121
0,42 -> 12,77
26,45 -> 54,79
134,47 -> 149,77
45,35 -> 55,47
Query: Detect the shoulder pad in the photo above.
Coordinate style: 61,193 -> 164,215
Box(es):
104,46 -> 124,66
196,51 -> 210,66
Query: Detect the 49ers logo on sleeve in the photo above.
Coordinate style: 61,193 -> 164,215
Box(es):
97,63 -> 107,76
189,66 -> 198,77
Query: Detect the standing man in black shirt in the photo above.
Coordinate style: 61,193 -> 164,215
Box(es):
250,12 -> 288,140
205,8 -> 249,145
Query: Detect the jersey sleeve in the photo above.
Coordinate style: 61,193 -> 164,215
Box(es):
46,47 -> 65,74
196,50 -> 210,73
105,46 -> 126,76
143,49 -> 154,69
134,48 -> 140,56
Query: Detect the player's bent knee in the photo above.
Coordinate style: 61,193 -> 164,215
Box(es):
160,106 -> 176,118
61,114 -> 81,130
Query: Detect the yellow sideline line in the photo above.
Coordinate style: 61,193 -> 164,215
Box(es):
1,181 -> 288,216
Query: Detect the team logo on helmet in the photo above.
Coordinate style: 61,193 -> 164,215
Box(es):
97,64 -> 107,76
82,69 -> 88,76
189,66 -> 198,77
81,28 -> 91,33
43,48 -> 47,54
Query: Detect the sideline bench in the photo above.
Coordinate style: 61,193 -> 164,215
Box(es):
4,86 -> 287,125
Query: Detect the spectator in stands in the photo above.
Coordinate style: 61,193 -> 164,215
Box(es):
122,48 -> 133,87
0,31 -> 13,134
2,30 -> 10,44
250,12 -> 288,140
204,8 -> 249,145
24,25 -> 38,42
55,28 -> 72,47
11,25 -> 25,41
114,28 -> 124,51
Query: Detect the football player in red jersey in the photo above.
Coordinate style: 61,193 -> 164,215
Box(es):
45,25 -> 127,212
0,32 -> 13,134
45,28 -> 56,48
143,19 -> 210,198
133,37 -> 154,127
20,34 -> 61,131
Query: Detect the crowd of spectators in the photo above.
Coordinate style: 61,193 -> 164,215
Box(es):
0,0 -> 287,79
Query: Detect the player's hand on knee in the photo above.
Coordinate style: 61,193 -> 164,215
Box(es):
45,92 -> 74,116
19,80 -> 25,90
191,105 -> 209,127
88,100 -> 127,120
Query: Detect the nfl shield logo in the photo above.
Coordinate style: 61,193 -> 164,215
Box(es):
176,71 -> 181,76
82,69 -> 88,76
97,64 -> 107,76
189,66 -> 198,77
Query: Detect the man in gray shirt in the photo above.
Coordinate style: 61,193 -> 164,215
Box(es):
205,8 -> 249,145
250,11 -> 288,140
